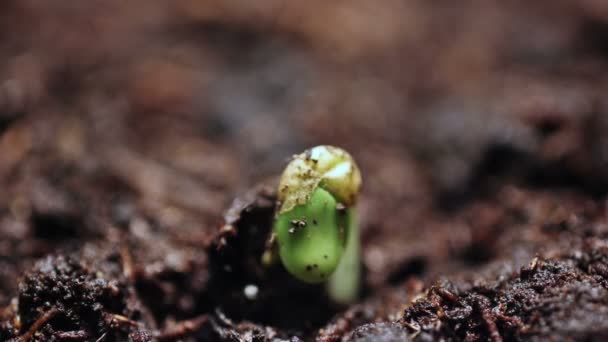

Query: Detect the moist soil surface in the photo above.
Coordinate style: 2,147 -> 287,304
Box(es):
2,1 -> 608,341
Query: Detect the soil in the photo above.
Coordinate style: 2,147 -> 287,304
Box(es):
2,1 -> 608,341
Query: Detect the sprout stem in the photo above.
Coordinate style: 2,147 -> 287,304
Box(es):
327,207 -> 359,304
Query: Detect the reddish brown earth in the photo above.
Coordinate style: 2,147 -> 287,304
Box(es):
2,1 -> 608,341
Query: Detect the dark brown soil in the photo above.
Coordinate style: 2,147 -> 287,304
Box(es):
2,1 -> 608,341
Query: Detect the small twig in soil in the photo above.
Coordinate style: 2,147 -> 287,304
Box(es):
155,314 -> 209,341
401,320 -> 420,333
120,247 -> 136,281
106,313 -> 141,327
16,307 -> 59,342
480,306 -> 502,342
94,332 -> 107,342
54,330 -> 89,340
435,288 -> 459,303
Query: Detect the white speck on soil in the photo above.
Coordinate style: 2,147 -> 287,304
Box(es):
244,284 -> 259,300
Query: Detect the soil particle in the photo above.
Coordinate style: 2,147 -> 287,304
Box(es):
14,254 -> 140,341
402,240 -> 608,341
129,329 -> 153,342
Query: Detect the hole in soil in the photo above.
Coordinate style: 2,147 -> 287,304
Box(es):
207,188 -> 340,333
579,19 -> 608,60
534,119 -> 563,138
30,212 -> 83,240
460,242 -> 495,266
526,161 -> 608,198
438,144 -> 532,211
46,314 -> 80,334
475,144 -> 532,179
0,113 -> 20,134
387,257 -> 427,285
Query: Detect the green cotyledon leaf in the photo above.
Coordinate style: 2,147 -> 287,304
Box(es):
274,187 -> 349,283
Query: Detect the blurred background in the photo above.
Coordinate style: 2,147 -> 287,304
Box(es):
2,0 -> 608,194
3,0 -> 608,338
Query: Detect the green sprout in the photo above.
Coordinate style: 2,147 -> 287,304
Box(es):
271,145 -> 362,303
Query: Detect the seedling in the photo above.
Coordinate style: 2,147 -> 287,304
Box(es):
269,145 -> 362,304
